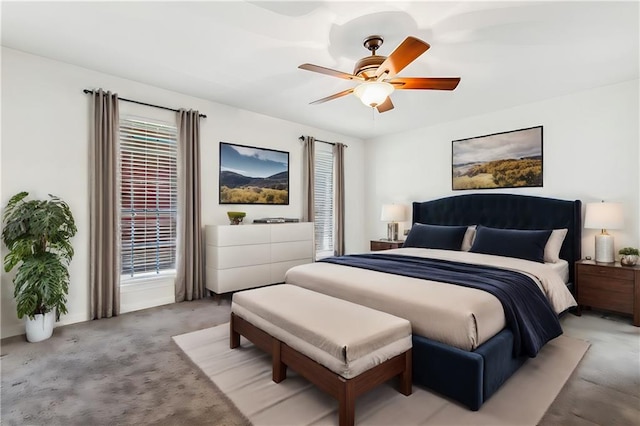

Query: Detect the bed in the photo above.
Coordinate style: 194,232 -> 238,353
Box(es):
285,193 -> 581,410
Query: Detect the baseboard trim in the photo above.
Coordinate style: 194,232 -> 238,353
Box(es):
2,322 -> 25,339
58,312 -> 90,327
1,311 -> 89,339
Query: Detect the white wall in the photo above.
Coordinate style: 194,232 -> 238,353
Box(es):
0,47 -> 366,338
365,79 -> 640,257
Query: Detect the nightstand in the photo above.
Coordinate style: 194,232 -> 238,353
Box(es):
370,240 -> 404,251
575,259 -> 640,326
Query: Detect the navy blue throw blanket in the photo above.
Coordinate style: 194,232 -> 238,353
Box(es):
320,254 -> 562,357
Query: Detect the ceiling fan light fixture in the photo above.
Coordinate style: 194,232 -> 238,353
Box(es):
353,81 -> 394,107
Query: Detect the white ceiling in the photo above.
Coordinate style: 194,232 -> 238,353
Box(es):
1,1 -> 638,139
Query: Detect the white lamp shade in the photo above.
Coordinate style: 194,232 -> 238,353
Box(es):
584,202 -> 624,230
380,204 -> 406,222
354,82 -> 394,107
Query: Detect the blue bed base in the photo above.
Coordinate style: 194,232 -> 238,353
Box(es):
412,329 -> 526,411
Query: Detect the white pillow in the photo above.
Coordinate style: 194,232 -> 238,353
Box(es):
544,228 -> 568,263
461,225 -> 477,252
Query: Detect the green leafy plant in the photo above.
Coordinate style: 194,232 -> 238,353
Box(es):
619,247 -> 639,256
227,211 -> 246,219
2,192 -> 77,320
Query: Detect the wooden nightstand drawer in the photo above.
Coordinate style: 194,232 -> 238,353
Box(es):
579,275 -> 633,314
579,264 -> 634,281
370,240 -> 403,251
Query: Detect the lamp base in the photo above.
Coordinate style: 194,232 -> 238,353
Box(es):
594,233 -> 615,263
386,222 -> 399,241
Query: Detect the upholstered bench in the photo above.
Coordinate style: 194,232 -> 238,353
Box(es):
230,284 -> 413,426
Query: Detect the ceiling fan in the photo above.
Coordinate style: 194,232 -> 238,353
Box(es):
298,35 -> 460,113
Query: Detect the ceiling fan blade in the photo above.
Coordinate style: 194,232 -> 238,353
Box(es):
389,77 -> 461,90
374,36 -> 430,80
376,97 -> 394,113
309,88 -> 355,105
298,63 -> 363,81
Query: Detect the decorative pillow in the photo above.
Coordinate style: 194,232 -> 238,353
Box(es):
544,228 -> 568,263
461,225 -> 477,252
469,226 -> 552,263
404,223 -> 469,251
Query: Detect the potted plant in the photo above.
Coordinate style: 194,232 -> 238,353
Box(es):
227,211 -> 246,225
2,192 -> 77,342
619,247 -> 639,267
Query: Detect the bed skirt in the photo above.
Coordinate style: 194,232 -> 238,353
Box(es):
412,328 -> 527,411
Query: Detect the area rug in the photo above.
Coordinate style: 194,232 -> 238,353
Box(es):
173,323 -> 589,426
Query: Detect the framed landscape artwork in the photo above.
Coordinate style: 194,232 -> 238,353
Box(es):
452,126 -> 543,190
219,142 -> 289,205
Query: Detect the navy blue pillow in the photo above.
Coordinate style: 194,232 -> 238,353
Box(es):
404,223 -> 469,251
469,226 -> 552,263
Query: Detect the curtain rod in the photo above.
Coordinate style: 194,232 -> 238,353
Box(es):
298,135 -> 348,148
83,89 -> 207,118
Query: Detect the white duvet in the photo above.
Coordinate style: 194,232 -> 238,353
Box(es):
284,248 -> 577,351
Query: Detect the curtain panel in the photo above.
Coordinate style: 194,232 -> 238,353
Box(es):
89,89 -> 121,319
334,142 -> 345,256
175,109 -> 204,302
303,136 -> 316,223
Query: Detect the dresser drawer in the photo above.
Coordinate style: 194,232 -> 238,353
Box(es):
579,275 -> 633,314
207,244 -> 270,269
271,240 -> 313,262
579,264 -> 634,280
271,222 -> 314,243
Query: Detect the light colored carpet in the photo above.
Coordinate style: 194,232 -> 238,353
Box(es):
173,323 -> 590,426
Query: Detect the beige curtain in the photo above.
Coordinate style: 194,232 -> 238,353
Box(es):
175,109 -> 204,302
302,136 -> 315,223
90,89 -> 121,319
334,142 -> 345,256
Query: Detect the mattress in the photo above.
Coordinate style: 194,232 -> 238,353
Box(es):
285,248 -> 576,351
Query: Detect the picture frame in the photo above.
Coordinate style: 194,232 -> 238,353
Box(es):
219,142 -> 289,205
452,126 -> 543,190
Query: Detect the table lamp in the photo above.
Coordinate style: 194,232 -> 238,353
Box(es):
380,204 -> 406,241
584,201 -> 623,263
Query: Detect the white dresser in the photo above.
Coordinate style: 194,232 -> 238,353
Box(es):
205,222 -> 314,295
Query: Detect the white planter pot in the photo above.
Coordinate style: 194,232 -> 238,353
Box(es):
25,310 -> 55,343
620,254 -> 638,266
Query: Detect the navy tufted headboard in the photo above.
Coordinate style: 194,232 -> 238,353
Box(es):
412,194 -> 582,284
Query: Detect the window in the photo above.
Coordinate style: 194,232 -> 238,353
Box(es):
314,143 -> 334,259
120,118 -> 178,279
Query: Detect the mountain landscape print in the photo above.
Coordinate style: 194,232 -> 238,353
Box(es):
219,142 -> 289,204
452,126 -> 543,190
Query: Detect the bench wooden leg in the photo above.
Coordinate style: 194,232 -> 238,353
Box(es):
230,313 -> 240,349
338,378 -> 355,426
399,349 -> 412,396
272,339 -> 287,383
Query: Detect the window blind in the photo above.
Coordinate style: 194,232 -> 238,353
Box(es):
314,143 -> 334,259
120,118 -> 178,278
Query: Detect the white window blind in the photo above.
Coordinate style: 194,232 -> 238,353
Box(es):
120,118 -> 178,278
314,143 -> 334,259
